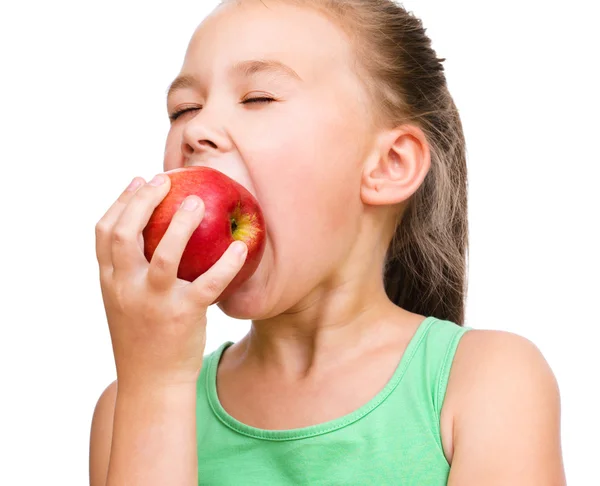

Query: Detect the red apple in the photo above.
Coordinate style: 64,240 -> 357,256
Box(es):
143,166 -> 266,303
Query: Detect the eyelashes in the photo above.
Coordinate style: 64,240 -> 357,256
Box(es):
169,97 -> 276,122
169,108 -> 198,122
242,96 -> 276,105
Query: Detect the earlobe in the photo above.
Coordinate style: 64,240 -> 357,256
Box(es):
360,125 -> 431,207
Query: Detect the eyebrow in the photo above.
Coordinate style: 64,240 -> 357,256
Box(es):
166,59 -> 302,100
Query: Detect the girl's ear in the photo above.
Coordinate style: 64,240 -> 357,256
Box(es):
360,124 -> 431,206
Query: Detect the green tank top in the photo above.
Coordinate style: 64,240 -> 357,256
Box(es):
196,316 -> 473,485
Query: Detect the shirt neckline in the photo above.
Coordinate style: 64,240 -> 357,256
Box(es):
205,315 -> 437,441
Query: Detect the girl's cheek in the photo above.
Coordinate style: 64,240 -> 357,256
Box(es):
163,131 -> 184,171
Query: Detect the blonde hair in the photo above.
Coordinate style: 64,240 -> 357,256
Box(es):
222,0 -> 469,325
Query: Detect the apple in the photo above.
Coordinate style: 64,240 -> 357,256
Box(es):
143,166 -> 266,303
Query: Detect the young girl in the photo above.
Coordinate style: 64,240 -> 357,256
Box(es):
89,1 -> 566,484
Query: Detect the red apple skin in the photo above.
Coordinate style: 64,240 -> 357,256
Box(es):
142,167 -> 266,303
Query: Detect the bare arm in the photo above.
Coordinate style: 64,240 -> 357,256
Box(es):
91,173 -> 247,485
89,379 -> 199,486
89,381 -> 117,486
447,330 -> 566,486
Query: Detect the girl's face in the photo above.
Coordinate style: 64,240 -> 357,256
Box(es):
164,1 -> 375,319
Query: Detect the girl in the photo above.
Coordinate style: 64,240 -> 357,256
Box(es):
90,1 -> 566,484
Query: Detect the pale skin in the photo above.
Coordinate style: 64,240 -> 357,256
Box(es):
89,1 -> 567,485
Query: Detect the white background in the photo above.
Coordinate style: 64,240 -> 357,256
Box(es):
1,0 -> 598,484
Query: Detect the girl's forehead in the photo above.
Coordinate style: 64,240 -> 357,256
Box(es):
184,1 -> 355,81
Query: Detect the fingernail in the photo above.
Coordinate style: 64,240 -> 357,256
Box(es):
233,241 -> 247,256
180,196 -> 200,211
149,174 -> 166,186
126,178 -> 143,192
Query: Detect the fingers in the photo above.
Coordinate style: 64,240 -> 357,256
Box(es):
185,240 -> 248,304
111,174 -> 172,274
95,177 -> 145,272
146,195 -> 205,289
96,172 -> 247,305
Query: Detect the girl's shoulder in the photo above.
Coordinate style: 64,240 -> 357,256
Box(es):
445,328 -> 554,429
442,328 -> 562,479
447,328 -> 551,401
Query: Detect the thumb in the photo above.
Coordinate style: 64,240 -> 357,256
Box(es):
185,241 -> 248,305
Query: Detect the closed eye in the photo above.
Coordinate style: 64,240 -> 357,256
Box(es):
169,107 -> 199,122
169,97 -> 276,122
241,97 -> 276,105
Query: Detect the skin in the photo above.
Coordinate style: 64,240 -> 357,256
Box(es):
164,0 -> 428,377
90,1 -> 566,484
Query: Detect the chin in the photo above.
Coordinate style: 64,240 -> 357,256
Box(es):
216,258 -> 270,320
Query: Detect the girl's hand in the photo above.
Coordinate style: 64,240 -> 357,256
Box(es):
95,174 -> 248,388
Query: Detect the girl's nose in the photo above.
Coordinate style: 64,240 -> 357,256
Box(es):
180,108 -> 232,158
